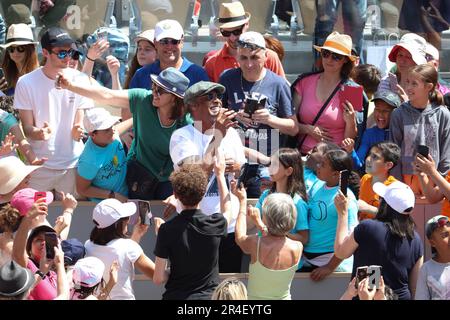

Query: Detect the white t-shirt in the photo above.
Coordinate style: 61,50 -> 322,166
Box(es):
85,238 -> 143,300
14,67 -> 93,169
415,259 -> 450,300
170,125 -> 246,233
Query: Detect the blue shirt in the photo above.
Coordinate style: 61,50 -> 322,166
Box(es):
352,126 -> 390,170
77,137 -> 128,202
305,185 -> 358,254
353,219 -> 423,300
256,189 -> 309,234
129,57 -> 209,89
304,167 -> 325,199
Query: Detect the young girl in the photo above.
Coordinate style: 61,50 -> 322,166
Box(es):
301,149 -> 359,279
390,64 -> 450,195
251,148 -> 309,245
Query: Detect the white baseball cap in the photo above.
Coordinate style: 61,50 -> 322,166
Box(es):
373,181 -> 415,214
73,257 -> 105,288
154,19 -> 184,42
93,199 -> 136,229
83,108 -> 120,133
238,31 -> 266,50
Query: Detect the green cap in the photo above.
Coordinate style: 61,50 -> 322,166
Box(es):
184,81 -> 225,104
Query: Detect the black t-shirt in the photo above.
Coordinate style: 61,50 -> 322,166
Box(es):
154,209 -> 227,300
353,219 -> 423,300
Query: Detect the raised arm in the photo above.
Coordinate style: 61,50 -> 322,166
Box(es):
334,190 -> 359,259
214,150 -> 232,225
57,72 -> 130,109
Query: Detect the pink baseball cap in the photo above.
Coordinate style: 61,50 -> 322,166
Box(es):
10,188 -> 54,216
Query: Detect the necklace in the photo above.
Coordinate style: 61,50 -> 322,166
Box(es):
240,69 -> 266,100
157,109 -> 176,128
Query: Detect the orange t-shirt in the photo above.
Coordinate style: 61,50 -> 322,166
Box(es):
204,42 -> 286,82
358,174 -> 397,220
442,173 -> 450,217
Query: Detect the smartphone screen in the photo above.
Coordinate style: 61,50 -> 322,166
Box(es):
243,98 -> 259,116
388,72 -> 398,92
340,85 -> 363,112
128,200 -> 152,225
339,170 -> 350,197
417,145 -> 429,157
45,232 -> 58,260
34,191 -> 47,203
355,266 -> 368,289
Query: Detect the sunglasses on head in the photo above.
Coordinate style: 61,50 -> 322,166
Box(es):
7,45 -> 26,53
152,84 -> 170,96
202,91 -> 223,101
50,48 -> 80,60
237,40 -> 264,51
158,38 -> 181,45
220,25 -> 244,37
321,49 -> 345,61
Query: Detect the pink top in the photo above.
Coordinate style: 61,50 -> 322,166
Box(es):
295,73 -> 346,154
27,259 -> 57,300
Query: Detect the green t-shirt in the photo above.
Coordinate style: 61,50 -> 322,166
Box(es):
0,110 -> 18,142
127,89 -> 192,182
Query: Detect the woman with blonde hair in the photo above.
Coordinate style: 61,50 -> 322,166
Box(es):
212,277 -> 248,300
1,24 -> 39,96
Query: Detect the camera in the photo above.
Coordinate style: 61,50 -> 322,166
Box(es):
243,97 -> 266,117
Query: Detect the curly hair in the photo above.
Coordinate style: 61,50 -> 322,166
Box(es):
0,96 -> 18,120
0,204 -> 22,233
170,164 -> 208,207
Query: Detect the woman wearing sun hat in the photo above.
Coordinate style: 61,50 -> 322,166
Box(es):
292,31 -> 361,155
1,23 -> 39,96
57,67 -> 191,200
334,181 -> 424,300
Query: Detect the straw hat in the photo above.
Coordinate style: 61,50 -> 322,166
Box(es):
0,24 -> 39,49
313,31 -> 357,61
216,1 -> 251,29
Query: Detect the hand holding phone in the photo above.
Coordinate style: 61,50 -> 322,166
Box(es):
340,85 -> 363,112
339,170 -> 350,197
128,200 -> 152,225
34,191 -> 47,203
388,72 -> 398,92
45,232 -> 59,260
243,97 -> 266,117
97,29 -> 108,41
355,266 -> 368,289
417,145 -> 429,158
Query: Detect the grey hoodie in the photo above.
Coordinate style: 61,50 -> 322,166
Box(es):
389,102 -> 450,177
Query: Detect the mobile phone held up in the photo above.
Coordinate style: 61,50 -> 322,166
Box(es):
339,170 -> 350,197
34,191 -> 47,203
417,145 -> 429,158
339,85 -> 363,112
355,266 -> 368,289
128,200 -> 152,225
45,232 -> 59,260
243,97 -> 266,117
388,72 -> 398,92
355,265 -> 382,289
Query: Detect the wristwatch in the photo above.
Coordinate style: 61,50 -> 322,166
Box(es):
35,270 -> 46,280
108,191 -> 115,199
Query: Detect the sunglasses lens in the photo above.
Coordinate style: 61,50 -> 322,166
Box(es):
72,51 -> 80,60
8,46 -> 25,53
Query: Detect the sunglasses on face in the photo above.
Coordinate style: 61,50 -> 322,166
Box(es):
152,84 -> 170,96
7,45 -> 26,53
220,25 -> 244,37
158,38 -> 181,45
50,49 -> 79,60
237,40 -> 264,51
321,49 -> 345,61
202,91 -> 223,101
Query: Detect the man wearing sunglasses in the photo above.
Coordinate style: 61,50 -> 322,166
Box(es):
129,19 -> 208,90
13,27 -> 94,197
203,1 -> 285,83
219,32 -> 296,198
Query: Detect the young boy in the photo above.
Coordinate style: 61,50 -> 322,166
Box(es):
343,90 -> 400,172
76,108 -> 132,202
415,215 -> 450,300
358,142 -> 400,220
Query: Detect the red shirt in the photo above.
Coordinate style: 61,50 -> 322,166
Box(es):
204,42 -> 285,82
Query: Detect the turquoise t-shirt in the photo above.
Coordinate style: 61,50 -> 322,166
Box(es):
305,185 -> 358,254
0,110 -> 18,142
127,89 -> 192,181
304,167 -> 325,198
77,137 -> 128,202
256,189 -> 309,233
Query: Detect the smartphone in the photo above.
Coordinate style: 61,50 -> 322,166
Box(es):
339,169 -> 350,197
388,72 -> 398,92
45,232 -> 58,260
128,200 -> 152,225
243,97 -> 266,117
417,145 -> 429,158
0,67 -> 4,79
237,163 -> 250,188
34,191 -> 47,203
97,29 -> 108,41
355,266 -> 368,289
340,85 -> 364,112
367,265 -> 382,290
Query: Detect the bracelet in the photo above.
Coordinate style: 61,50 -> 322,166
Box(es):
86,55 -> 95,62
35,270 -> 46,280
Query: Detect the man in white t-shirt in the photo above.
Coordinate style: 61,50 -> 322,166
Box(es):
14,27 -> 93,196
170,81 -> 246,273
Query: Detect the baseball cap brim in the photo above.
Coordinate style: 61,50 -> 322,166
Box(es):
184,83 -> 226,104
0,165 -> 41,203
92,116 -> 120,132
151,74 -> 184,99
118,202 -> 137,219
372,182 -> 387,198
388,44 -> 427,65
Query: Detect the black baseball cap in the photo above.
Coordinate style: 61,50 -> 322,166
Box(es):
40,27 -> 74,50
